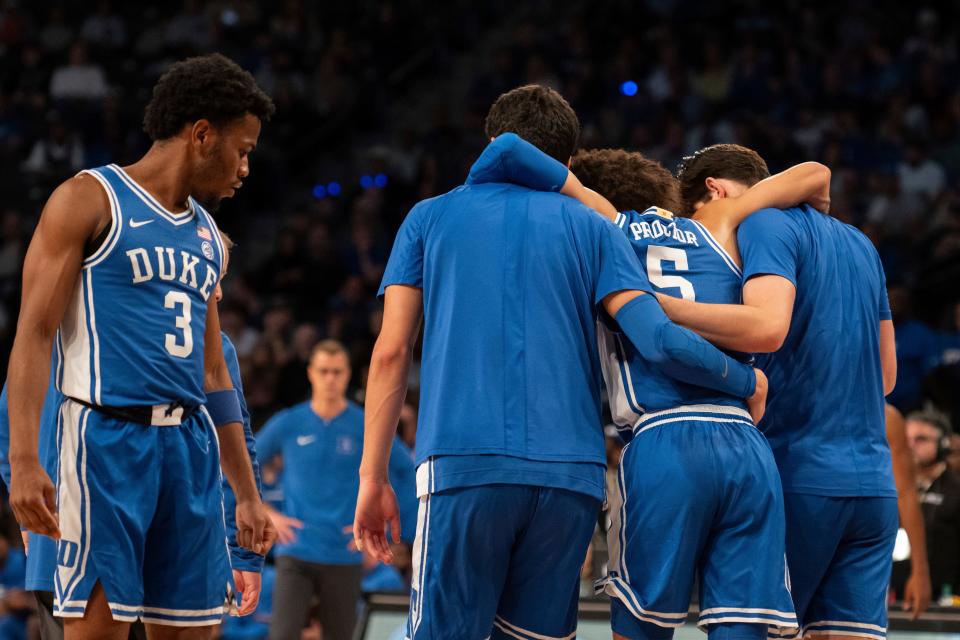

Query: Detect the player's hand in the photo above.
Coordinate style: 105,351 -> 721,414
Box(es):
266,505 -> 303,545
236,499 -> 277,556
903,569 -> 931,619
9,460 -> 60,539
353,477 -> 401,564
232,569 -> 262,617
747,368 -> 768,425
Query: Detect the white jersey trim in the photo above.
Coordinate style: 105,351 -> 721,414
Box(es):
79,169 -> 124,268
689,219 -> 742,277
107,165 -> 196,225
84,270 -> 101,405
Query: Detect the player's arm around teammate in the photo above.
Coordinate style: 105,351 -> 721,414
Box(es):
886,404 -> 931,619
7,174 -> 108,538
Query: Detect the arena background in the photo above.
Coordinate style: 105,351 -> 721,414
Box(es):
2,0 -> 960,637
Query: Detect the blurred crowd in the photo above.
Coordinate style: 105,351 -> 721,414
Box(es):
1,0 -> 960,635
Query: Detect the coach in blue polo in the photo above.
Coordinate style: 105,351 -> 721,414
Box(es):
257,339 -> 416,640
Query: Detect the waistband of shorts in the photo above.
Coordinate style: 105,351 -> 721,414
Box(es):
633,404 -> 754,437
67,397 -> 198,426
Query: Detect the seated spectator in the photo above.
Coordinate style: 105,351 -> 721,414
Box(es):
893,411 -> 960,598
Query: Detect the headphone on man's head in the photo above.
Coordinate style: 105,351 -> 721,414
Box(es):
909,410 -> 953,461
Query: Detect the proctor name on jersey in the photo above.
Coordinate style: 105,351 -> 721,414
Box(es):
125,246 -> 220,301
628,218 -> 700,246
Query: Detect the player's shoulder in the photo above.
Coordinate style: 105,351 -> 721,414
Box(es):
49,171 -> 111,212
738,206 -> 795,235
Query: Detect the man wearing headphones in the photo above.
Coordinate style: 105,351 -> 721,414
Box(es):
901,411 -> 960,596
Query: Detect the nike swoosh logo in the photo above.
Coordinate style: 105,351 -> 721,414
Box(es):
129,219 -> 154,228
296,435 -> 316,446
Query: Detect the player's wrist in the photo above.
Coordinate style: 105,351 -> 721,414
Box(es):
359,467 -> 389,483
8,452 -> 42,471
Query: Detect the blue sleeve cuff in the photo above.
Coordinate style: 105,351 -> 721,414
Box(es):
467,133 -> 568,191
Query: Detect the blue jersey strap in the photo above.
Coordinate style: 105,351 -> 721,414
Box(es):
614,294 -> 756,399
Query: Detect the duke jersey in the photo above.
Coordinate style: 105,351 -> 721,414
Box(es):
57,164 -> 224,408
602,207 -> 749,431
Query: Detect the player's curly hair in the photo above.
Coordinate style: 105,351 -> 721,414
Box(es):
676,144 -> 770,212
571,149 -> 682,214
484,85 -> 580,163
143,53 -> 275,141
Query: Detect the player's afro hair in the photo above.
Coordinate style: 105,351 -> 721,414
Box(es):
484,85 -> 580,163
143,53 -> 275,141
676,144 -> 770,212
571,149 -> 682,214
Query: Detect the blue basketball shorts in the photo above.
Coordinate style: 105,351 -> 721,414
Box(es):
597,405 -> 798,640
53,399 -> 230,626
406,483 -> 600,640
774,494 -> 898,640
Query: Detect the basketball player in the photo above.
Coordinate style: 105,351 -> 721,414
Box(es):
0,232 -> 263,634
6,54 -> 276,638
354,85 -> 766,640
466,134 -> 832,640
655,144 -> 898,640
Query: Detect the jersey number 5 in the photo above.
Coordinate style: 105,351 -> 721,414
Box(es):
164,291 -> 193,358
646,245 -> 696,301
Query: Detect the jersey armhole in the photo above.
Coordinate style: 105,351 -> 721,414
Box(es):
80,169 -> 123,268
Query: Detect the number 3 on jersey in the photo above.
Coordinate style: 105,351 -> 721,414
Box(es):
646,245 -> 696,301
164,290 -> 193,358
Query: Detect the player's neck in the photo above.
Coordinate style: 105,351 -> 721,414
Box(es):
311,396 -> 348,421
122,143 -> 193,212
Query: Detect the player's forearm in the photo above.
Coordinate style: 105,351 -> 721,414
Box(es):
218,423 -> 260,503
656,295 -> 782,352
561,182 -> 618,220
7,330 -> 53,466
755,162 -> 831,212
360,340 -> 412,482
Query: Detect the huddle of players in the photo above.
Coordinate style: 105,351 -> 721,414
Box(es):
356,84 -> 897,640
0,47 -> 895,640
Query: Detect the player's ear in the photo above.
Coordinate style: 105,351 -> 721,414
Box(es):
704,177 -> 725,201
191,119 -> 213,147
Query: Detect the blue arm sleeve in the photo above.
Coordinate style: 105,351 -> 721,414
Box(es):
220,335 -> 264,573
465,133 -> 569,192
0,385 -> 10,489
615,294 -> 757,399
387,439 -> 418,543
